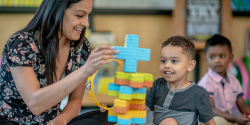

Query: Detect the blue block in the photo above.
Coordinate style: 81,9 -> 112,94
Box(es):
131,117 -> 146,124
108,83 -> 119,91
113,34 -> 151,73
119,86 -> 133,94
108,116 -> 117,122
133,87 -> 147,94
117,118 -> 131,125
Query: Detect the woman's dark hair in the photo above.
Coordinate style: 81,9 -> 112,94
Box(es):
19,0 -> 87,85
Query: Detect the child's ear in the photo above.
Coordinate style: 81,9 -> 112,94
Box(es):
188,60 -> 196,72
230,54 -> 234,62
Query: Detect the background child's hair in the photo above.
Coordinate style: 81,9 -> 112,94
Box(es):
204,34 -> 232,53
162,35 -> 195,59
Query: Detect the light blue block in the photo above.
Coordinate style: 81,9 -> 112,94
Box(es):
108,83 -> 119,91
117,118 -> 131,125
131,117 -> 146,124
133,87 -> 147,94
113,34 -> 151,73
108,116 -> 117,122
119,86 -> 133,94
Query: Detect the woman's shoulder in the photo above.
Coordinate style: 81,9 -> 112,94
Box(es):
7,31 -> 37,47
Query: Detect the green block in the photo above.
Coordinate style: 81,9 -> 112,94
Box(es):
108,90 -> 119,97
132,93 -> 146,100
119,93 -> 132,100
115,71 -> 130,79
130,73 -> 144,82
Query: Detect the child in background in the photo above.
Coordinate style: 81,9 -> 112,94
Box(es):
145,36 -> 215,125
198,34 -> 250,125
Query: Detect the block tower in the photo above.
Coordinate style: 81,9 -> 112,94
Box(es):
107,34 -> 153,125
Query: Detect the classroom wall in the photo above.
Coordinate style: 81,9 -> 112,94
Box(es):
0,14 -> 34,52
0,14 -> 249,81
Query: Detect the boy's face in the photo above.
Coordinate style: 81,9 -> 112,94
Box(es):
160,45 -> 196,83
205,45 -> 233,77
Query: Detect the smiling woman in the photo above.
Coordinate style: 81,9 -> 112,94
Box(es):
0,0 -> 118,125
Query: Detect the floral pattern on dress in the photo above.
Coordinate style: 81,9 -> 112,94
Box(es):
0,31 -> 91,125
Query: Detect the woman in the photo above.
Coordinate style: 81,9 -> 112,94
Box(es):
0,0 -> 118,124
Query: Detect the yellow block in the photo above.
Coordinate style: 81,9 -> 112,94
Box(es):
132,110 -> 147,118
115,71 -> 130,79
108,107 -> 117,116
117,110 -> 132,119
128,99 -> 145,104
97,77 -> 114,93
130,73 -> 144,82
114,99 -> 129,107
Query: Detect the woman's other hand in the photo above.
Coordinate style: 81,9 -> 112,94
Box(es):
47,115 -> 68,125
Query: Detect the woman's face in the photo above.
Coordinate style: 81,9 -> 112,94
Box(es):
62,0 -> 93,41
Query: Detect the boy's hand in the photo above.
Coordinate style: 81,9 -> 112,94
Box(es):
234,115 -> 250,125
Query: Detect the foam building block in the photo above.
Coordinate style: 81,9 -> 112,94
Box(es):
108,83 -> 147,100
113,34 -> 151,73
108,107 -> 147,125
113,99 -> 145,114
115,71 -> 153,88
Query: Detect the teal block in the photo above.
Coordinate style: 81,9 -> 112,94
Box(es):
108,83 -> 119,91
108,116 -> 117,122
133,87 -> 147,94
113,34 -> 151,73
131,117 -> 146,124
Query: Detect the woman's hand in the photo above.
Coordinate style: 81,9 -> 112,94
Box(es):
82,45 -> 119,77
47,115 -> 68,125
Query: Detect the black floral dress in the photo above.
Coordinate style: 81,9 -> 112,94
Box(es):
0,31 -> 91,125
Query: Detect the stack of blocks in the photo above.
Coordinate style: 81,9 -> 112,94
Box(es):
107,34 -> 153,125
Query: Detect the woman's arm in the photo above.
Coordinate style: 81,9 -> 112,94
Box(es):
47,80 -> 87,125
10,45 -> 118,115
11,66 -> 87,115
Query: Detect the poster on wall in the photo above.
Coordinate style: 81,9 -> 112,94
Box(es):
185,0 -> 221,41
231,0 -> 250,11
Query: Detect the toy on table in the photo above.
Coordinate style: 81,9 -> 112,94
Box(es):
86,34 -> 153,125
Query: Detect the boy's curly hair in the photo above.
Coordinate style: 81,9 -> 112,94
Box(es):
162,35 -> 196,59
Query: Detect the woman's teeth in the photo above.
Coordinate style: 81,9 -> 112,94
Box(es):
74,28 -> 82,31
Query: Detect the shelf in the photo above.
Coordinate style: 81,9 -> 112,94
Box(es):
193,41 -> 205,50
0,7 -> 38,13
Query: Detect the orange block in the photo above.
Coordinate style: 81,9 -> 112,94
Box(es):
130,81 -> 144,88
115,78 -> 129,86
113,105 -> 130,114
144,81 -> 153,87
129,103 -> 145,110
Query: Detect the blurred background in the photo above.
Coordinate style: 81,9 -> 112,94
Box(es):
0,0 -> 250,124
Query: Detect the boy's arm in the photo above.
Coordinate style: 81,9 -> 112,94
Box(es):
211,97 -> 250,124
145,105 -> 151,113
236,96 -> 250,115
210,97 -> 236,122
203,118 -> 216,125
